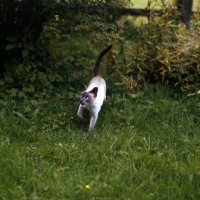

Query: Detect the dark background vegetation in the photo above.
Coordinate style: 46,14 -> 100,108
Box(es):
0,0 -> 199,99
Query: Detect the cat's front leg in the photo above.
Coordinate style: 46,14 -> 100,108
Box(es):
77,105 -> 84,119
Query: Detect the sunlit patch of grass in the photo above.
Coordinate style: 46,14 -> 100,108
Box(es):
131,0 -> 198,11
129,0 -> 199,26
0,85 -> 200,199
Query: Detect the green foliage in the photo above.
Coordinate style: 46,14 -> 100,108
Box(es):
0,0 -> 131,99
1,0 -> 200,98
42,0 -> 131,44
120,1 -> 200,94
0,85 -> 200,199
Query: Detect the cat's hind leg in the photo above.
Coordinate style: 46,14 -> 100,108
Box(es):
89,115 -> 98,131
88,107 -> 101,131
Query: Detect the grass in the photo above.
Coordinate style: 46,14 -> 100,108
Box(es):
131,0 -> 198,11
0,84 -> 200,199
129,0 -> 199,26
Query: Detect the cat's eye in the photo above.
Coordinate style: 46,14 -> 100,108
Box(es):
86,96 -> 89,100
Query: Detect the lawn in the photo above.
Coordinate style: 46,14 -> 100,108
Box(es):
1,0 -> 199,199
0,85 -> 200,199
132,0 -> 198,10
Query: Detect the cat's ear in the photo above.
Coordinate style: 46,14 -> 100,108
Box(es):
89,87 -> 98,98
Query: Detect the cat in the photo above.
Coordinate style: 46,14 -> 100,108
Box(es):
77,45 -> 113,131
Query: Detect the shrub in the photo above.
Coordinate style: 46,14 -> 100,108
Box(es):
120,1 -> 200,94
0,0 -> 131,99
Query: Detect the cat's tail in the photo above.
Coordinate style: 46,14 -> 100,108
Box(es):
94,45 -> 113,77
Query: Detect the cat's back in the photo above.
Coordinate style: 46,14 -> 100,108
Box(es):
87,76 -> 106,105
88,76 -> 106,90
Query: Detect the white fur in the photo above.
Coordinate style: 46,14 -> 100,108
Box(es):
77,76 -> 106,131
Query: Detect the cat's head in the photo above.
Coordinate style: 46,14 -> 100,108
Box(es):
79,87 -> 98,106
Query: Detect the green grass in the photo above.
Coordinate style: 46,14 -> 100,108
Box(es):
131,0 -> 198,11
0,85 -> 200,199
129,0 -> 199,26
131,0 -> 148,7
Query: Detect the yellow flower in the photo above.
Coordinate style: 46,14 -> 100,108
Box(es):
85,184 -> 90,189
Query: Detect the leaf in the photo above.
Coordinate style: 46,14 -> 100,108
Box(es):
18,91 -> 26,98
22,50 -> 28,57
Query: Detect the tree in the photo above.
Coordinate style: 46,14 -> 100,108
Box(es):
0,0 -> 47,77
176,0 -> 194,24
0,0 -> 130,95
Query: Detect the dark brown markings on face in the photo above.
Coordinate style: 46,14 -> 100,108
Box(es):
89,87 -> 98,98
79,91 -> 93,105
79,87 -> 98,105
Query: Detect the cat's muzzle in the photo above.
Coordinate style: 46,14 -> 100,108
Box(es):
80,100 -> 85,105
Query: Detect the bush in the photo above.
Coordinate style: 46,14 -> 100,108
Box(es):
120,2 -> 200,94
0,0 -> 131,99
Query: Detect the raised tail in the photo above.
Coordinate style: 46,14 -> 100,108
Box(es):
94,45 -> 113,77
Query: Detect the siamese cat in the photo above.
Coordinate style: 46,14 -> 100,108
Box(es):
77,45 -> 113,131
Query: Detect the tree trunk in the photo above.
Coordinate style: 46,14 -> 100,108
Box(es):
176,0 -> 193,24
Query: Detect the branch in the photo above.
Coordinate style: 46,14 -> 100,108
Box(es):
121,8 -> 162,17
121,7 -> 197,17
